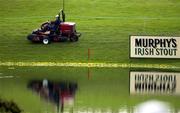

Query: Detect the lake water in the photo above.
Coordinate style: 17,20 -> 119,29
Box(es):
0,67 -> 179,113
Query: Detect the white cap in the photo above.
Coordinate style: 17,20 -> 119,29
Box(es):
55,15 -> 59,18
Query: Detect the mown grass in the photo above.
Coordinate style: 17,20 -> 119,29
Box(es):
0,0 -> 180,66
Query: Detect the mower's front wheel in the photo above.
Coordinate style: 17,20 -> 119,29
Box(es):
42,37 -> 50,45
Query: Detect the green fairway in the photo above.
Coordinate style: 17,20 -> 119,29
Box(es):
0,0 -> 180,67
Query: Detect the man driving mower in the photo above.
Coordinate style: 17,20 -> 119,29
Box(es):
40,14 -> 61,35
50,14 -> 62,35
27,9 -> 81,44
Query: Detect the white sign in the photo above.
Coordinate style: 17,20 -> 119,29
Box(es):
130,71 -> 180,95
130,36 -> 180,58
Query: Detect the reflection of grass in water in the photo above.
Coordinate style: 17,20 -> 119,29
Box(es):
0,67 -> 180,112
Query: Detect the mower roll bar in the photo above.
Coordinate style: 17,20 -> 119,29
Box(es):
58,9 -> 65,22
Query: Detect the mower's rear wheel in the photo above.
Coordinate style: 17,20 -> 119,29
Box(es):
43,38 -> 50,45
70,35 -> 79,42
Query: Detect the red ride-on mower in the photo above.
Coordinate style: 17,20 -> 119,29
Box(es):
27,10 -> 81,44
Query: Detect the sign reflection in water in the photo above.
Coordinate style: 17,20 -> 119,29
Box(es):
130,71 -> 180,95
28,79 -> 78,113
130,71 -> 180,113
